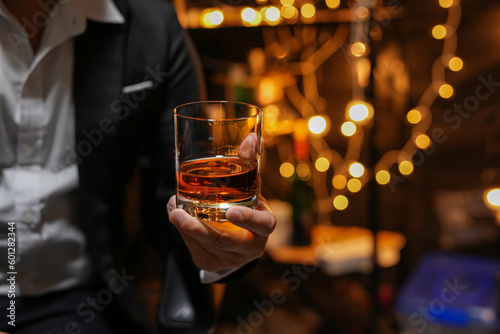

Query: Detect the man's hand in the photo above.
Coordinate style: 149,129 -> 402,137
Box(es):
167,195 -> 276,272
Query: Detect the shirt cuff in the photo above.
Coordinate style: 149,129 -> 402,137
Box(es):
199,268 -> 239,284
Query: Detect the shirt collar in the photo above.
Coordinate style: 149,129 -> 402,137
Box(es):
0,0 -> 125,26
80,0 -> 125,24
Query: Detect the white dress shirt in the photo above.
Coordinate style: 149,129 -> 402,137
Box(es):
0,0 -> 124,296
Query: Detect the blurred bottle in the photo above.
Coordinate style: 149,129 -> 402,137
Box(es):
290,119 -> 314,246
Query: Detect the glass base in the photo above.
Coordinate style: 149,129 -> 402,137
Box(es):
177,195 -> 258,222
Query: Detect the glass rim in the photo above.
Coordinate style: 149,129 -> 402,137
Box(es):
174,100 -> 262,121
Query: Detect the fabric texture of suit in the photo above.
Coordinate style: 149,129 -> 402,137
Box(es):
72,0 -> 216,332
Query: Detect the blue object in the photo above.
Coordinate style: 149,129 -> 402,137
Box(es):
395,252 -> 500,332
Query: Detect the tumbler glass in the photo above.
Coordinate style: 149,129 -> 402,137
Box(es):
174,101 -> 262,222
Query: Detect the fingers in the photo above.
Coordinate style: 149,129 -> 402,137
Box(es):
238,133 -> 259,159
226,204 -> 276,237
169,208 -> 257,254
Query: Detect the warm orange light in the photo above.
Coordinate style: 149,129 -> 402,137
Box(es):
346,100 -> 374,124
415,134 -> 431,149
376,170 -> 391,185
341,121 -> 356,136
485,188 -> 500,207
350,42 -> 367,57
448,57 -> 463,71
296,162 -> 311,180
347,178 -> 362,193
432,25 -> 447,39
349,162 -> 365,178
301,3 -> 316,19
265,6 -> 281,23
438,83 -> 454,99
407,109 -> 422,124
332,175 -> 347,189
354,6 -> 370,21
280,162 -> 295,178
399,160 -> 414,175
280,0 -> 294,6
439,0 -> 453,8
241,7 -> 262,26
315,157 -> 330,172
281,5 -> 298,20
333,195 -> 348,210
325,0 -> 340,9
308,115 -> 329,135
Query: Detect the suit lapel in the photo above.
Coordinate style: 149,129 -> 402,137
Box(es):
73,17 -> 126,278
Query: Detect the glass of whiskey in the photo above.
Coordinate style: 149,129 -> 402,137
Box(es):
174,101 -> 262,222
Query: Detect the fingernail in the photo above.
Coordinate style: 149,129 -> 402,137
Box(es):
228,209 -> 242,222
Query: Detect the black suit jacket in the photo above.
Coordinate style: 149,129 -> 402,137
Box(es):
72,0 -> 214,332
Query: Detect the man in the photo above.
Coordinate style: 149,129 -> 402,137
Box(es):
0,0 -> 276,332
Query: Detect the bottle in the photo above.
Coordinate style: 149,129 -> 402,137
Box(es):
290,119 -> 314,246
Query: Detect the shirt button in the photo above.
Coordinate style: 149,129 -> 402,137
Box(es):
23,211 -> 36,224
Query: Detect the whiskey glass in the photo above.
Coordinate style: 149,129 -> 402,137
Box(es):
174,101 -> 262,222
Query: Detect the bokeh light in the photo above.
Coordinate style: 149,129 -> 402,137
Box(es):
349,162 -> 365,178
341,121 -> 357,136
296,162 -> 311,180
347,178 -> 362,193
315,157 -> 330,172
308,115 -> 329,135
406,109 -> 422,124
415,134 -> 431,149
432,25 -> 447,39
376,170 -> 391,185
265,6 -> 281,23
448,56 -> 463,71
326,0 -> 340,9
438,83 -> 454,99
332,174 -> 347,189
485,188 -> 500,207
280,162 -> 295,178
301,3 -> 316,19
399,160 -> 414,175
333,195 -> 349,210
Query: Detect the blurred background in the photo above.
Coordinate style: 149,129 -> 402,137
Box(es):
170,0 -> 500,333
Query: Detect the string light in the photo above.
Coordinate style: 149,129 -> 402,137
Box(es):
188,0 -> 463,216
432,24 -> 447,39
406,109 -> 422,124
375,170 -> 391,185
296,162 -> 312,180
281,5 -> 298,20
241,7 -> 262,26
265,6 -> 281,24
485,188 -> 500,207
280,162 -> 295,178
439,0 -> 454,8
341,121 -> 357,136
315,157 -> 330,172
300,3 -> 316,19
398,160 -> 414,176
346,100 -> 374,124
347,178 -> 362,193
200,9 -> 224,28
349,162 -> 365,178
280,0 -> 294,6
333,195 -> 349,210
308,115 -> 329,135
326,0 -> 340,9
415,134 -> 431,149
332,174 -> 347,190
438,83 -> 454,99
448,56 -> 463,71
